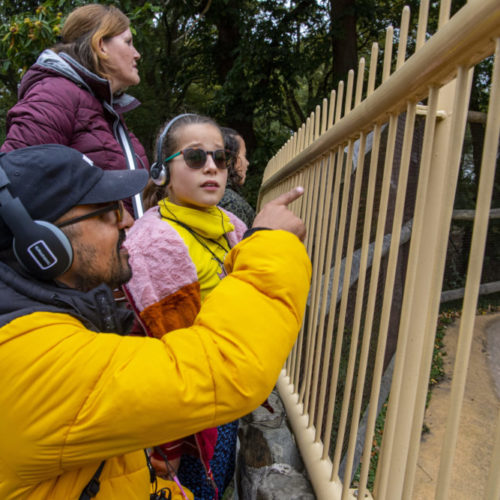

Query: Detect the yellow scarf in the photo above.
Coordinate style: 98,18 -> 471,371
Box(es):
159,199 -> 235,301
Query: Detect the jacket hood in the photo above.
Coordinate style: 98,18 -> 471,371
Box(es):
19,50 -> 140,113
0,258 -> 133,334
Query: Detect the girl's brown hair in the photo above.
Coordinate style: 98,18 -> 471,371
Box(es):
143,114 -> 222,210
221,127 -> 243,190
53,4 -> 130,80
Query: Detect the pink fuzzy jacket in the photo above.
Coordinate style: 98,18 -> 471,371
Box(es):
122,206 -> 247,485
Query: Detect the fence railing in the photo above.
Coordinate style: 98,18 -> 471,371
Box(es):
257,0 -> 500,498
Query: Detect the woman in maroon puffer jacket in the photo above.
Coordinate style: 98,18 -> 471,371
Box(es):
1,4 -> 149,218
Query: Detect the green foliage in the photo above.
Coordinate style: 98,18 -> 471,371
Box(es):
0,1 -> 65,143
0,2 -> 66,87
0,0 -> 492,204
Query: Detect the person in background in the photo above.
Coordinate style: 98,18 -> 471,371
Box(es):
219,127 -> 256,227
124,114 -> 247,500
1,4 -> 148,218
0,144 -> 310,499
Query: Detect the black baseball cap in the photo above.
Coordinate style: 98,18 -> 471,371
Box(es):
0,144 -> 148,249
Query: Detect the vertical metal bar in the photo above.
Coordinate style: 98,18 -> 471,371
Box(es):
325,130 -> 365,497
333,133 -> 370,477
313,148 -> 342,441
305,116 -> 312,149
315,145 -> 346,453
396,7 -> 410,70
375,86 -> 440,499
335,112 -> 399,482
439,0 -> 452,28
367,43 -> 379,96
328,90 -> 337,129
314,141 -> 353,438
290,169 -> 307,386
304,161 -> 333,418
309,112 -> 316,146
336,82 -> 345,123
322,98 -> 328,135
315,105 -> 322,140
356,102 -> 417,500
292,166 -> 314,394
320,139 -> 358,463
436,39 -> 500,498
405,65 -> 474,500
345,70 -> 355,115
382,27 -> 394,83
355,58 -> 365,107
309,155 -> 339,427
416,0 -> 430,50
300,162 -> 323,409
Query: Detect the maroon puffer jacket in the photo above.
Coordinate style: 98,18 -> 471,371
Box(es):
1,50 -> 149,217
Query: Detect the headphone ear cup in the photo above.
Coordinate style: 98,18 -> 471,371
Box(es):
12,220 -> 73,281
150,161 -> 168,186
0,168 -> 73,281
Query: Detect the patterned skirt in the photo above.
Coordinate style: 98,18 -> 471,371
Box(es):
178,420 -> 239,500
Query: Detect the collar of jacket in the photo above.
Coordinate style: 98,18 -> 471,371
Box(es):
0,259 -> 133,334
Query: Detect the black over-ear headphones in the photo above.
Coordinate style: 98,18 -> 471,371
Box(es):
149,113 -> 197,186
0,165 -> 73,280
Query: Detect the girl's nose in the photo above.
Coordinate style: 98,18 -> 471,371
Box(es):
203,154 -> 218,172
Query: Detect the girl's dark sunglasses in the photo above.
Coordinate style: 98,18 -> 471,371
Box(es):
57,201 -> 124,228
164,148 -> 229,170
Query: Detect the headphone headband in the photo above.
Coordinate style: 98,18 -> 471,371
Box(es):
150,113 -> 197,186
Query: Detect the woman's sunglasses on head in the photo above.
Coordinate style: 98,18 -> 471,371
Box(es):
164,148 -> 230,170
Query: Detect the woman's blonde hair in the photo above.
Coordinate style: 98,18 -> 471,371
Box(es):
53,4 -> 130,80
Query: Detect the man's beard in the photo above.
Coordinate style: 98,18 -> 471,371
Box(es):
71,230 -> 132,292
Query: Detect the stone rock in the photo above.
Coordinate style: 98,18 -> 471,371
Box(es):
240,464 -> 315,500
235,389 -> 314,500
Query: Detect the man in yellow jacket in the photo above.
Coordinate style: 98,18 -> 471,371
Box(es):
0,144 -> 311,499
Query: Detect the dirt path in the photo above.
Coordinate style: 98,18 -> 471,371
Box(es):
413,312 -> 500,499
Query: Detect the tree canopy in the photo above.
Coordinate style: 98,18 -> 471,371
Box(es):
0,0 -> 481,205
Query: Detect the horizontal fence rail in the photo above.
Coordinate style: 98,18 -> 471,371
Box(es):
258,0 -> 500,498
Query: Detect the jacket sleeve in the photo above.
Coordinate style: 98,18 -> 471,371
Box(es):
96,230 -> 308,451
1,230 -> 311,470
1,77 -> 76,152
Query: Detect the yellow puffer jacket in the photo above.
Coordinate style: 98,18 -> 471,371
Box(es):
0,230 -> 311,499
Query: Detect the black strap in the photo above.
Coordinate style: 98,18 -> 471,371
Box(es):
146,450 -> 173,500
79,460 -> 106,500
78,452 -> 171,499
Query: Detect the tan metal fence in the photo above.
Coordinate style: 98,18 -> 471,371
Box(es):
257,0 -> 500,498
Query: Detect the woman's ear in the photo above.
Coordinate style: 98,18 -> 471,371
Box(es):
97,37 -> 108,56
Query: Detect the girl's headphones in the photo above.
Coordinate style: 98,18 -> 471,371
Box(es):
149,113 -> 197,186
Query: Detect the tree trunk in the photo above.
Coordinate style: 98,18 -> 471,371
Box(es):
206,0 -> 257,153
330,0 -> 358,88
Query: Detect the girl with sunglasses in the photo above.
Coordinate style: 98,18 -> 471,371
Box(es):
124,114 -> 247,500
